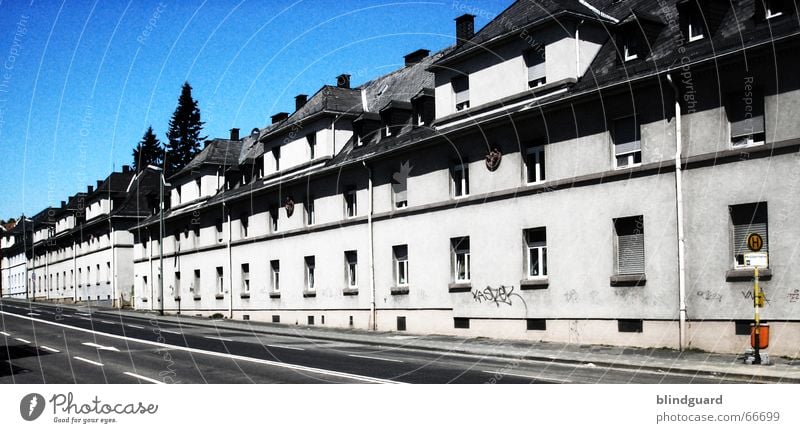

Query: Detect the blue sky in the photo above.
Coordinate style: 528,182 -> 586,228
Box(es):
0,0 -> 511,219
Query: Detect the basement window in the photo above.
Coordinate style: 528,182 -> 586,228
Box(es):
526,319 -> 547,331
618,319 -> 643,333
735,320 -> 752,336
454,318 -> 470,329
397,316 -> 407,331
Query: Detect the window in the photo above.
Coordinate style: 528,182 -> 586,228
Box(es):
241,263 -> 250,293
623,32 -> 640,61
393,245 -> 409,287
216,266 -> 224,294
613,116 -> 642,168
240,215 -> 249,238
174,271 -> 181,293
454,318 -> 470,329
78,268 -> 82,286
175,185 -> 182,204
618,319 -> 643,333
525,144 -> 546,183
524,48 -> 546,88
96,264 -> 100,284
393,176 -> 408,209
345,186 -> 357,218
195,178 -> 202,196
143,276 -> 148,294
345,251 -> 358,289
452,163 -> 469,197
270,260 -> 280,293
452,75 -> 470,111
306,197 -> 316,225
307,133 -> 316,160
527,319 -> 547,331
192,269 -> 200,294
215,219 -> 223,242
726,85 -> 765,147
614,216 -> 645,276
451,237 -> 471,283
524,228 -> 547,278
106,262 -> 111,283
272,147 -> 281,172
765,0 -> 786,19
688,8 -> 705,41
730,202 -> 768,269
270,207 -> 279,232
304,256 -> 316,291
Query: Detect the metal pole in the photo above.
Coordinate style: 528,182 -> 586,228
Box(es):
159,174 -> 165,316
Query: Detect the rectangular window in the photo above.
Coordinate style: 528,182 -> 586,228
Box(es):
174,271 -> 181,293
524,228 -> 547,278
96,264 -> 100,284
195,178 -> 202,196
307,133 -> 316,160
726,86 -> 765,147
306,197 -> 315,225
193,269 -> 200,294
525,144 -> 546,183
527,319 -> 547,331
452,163 -> 469,198
305,256 -> 316,291
106,261 -> 111,283
452,75 -> 470,111
451,237 -> 471,283
215,219 -> 223,242
216,266 -> 224,294
143,276 -> 148,294
270,207 -> 279,232
614,216 -> 645,276
524,48 -> 546,88
613,116 -> 642,168
393,176 -> 408,209
393,245 -> 409,287
454,318 -> 470,329
618,319 -> 643,333
272,147 -> 281,172
345,186 -> 357,218
240,215 -> 249,238
345,251 -> 358,289
241,263 -> 250,293
730,202 -> 768,269
270,260 -> 280,293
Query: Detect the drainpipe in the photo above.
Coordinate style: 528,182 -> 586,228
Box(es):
667,72 -> 687,351
226,202 -> 233,319
575,20 -> 584,78
72,233 -> 77,302
362,161 -> 376,331
111,224 -> 116,307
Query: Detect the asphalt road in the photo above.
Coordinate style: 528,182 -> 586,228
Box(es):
0,298 -> 756,384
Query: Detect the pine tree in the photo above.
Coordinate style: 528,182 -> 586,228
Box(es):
164,82 -> 206,176
132,126 -> 164,172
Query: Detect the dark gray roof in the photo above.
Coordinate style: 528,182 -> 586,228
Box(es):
170,139 -> 244,180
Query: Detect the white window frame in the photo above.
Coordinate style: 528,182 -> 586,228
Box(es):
525,145 -> 546,184
525,228 -> 548,278
393,245 -> 409,287
613,115 -> 642,169
451,237 -> 471,283
730,203 -> 769,269
216,266 -> 224,294
270,260 -> 280,293
688,12 -> 705,42
452,163 -> 469,198
345,251 -> 358,289
623,44 -> 638,61
305,256 -> 316,291
241,263 -> 250,293
766,0 -> 784,19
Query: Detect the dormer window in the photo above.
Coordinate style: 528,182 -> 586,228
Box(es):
688,9 -> 705,41
524,48 -> 546,88
765,0 -> 785,19
452,75 -> 470,111
623,34 -> 639,62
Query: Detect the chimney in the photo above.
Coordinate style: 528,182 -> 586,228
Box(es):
96,180 -> 103,189
295,94 -> 308,111
336,74 -> 351,89
61,201 -> 66,208
455,14 -> 476,46
271,112 -> 289,124
122,165 -> 130,173
404,49 -> 430,66
229,128 -> 240,141
87,185 -> 94,193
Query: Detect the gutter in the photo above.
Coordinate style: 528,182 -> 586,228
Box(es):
666,72 -> 687,352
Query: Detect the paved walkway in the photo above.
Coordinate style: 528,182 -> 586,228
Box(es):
24,300 -> 800,383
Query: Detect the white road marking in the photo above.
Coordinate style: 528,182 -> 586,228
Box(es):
101,321 -> 116,324
162,330 -> 182,335
481,370 -> 572,383
62,314 -> 72,318
76,313 -> 91,317
123,372 -> 164,384
14,337 -> 31,344
0,310 -> 401,384
266,344 -> 305,351
73,356 -> 104,367
40,346 -> 61,353
0,331 -> 10,336
349,354 -> 404,363
205,336 -> 233,342
127,324 -> 145,329
27,313 -> 40,316
82,342 -> 120,352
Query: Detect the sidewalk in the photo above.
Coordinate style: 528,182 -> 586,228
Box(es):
40,300 -> 800,383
